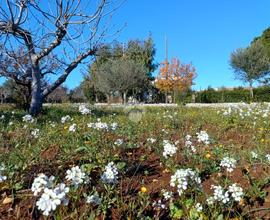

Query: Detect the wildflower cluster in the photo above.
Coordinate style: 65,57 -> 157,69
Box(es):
79,104 -> 91,115
185,134 -> 196,153
220,157 -> 236,172
22,114 -> 34,123
196,130 -> 210,145
61,115 -> 71,123
68,123 -> 77,132
101,162 -> 118,184
207,184 -> 243,205
31,128 -> 40,138
0,165 -> 7,182
88,119 -> 118,131
86,193 -> 102,205
170,168 -> 201,195
162,140 -> 177,158
36,184 -> 70,216
31,174 -> 69,216
65,166 -> 86,187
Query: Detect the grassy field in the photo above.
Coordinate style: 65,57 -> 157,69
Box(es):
0,104 -> 270,219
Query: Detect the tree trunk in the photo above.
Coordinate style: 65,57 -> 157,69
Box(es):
249,82 -> 254,101
123,91 -> 127,105
29,66 -> 43,115
165,91 -> 168,103
106,94 -> 110,104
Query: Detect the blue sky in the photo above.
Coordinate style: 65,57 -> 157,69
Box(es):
2,0 -> 270,91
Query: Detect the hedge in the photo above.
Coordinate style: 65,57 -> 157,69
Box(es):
192,86 -> 270,103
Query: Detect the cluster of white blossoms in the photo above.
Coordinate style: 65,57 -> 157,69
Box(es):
162,140 -> 177,158
220,157 -> 237,172
88,119 -> 118,131
22,114 -> 34,123
207,184 -> 243,205
101,162 -> 118,184
0,165 -> 7,182
114,139 -> 123,146
61,115 -> 71,123
185,134 -> 196,153
79,104 -> 91,115
68,123 -> 77,132
31,128 -> 40,138
152,199 -> 166,209
147,138 -> 156,143
0,115 -> 5,120
31,174 -> 55,196
196,131 -> 210,145
36,184 -> 70,216
86,193 -> 102,205
251,151 -> 259,159
266,154 -> 270,162
111,122 -> 118,130
32,165 -> 87,216
162,190 -> 173,200
88,119 -> 109,130
195,203 -> 203,212
170,168 -> 201,196
31,173 -> 69,216
65,166 -> 86,187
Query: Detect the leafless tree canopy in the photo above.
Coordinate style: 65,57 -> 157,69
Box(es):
0,0 -> 121,114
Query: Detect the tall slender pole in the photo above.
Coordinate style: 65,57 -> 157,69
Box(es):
165,35 -> 168,64
165,35 -> 169,103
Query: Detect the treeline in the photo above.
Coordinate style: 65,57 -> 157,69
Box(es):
193,86 -> 270,103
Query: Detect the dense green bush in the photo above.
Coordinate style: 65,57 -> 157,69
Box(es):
193,86 -> 270,103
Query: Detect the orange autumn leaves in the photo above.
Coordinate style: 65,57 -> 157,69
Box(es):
155,58 -> 196,94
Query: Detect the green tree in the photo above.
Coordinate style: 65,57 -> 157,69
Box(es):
87,36 -> 157,103
230,40 -> 270,99
95,59 -> 147,104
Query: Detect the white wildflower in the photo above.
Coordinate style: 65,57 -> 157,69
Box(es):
110,122 -> 118,130
68,123 -> 77,132
101,162 -> 118,184
251,151 -> 258,159
228,183 -> 243,202
22,114 -> 34,123
114,139 -> 123,146
31,174 -> 55,196
266,154 -> 270,162
31,128 -> 40,138
61,115 -> 71,123
65,166 -> 86,187
79,104 -> 91,115
162,140 -> 177,158
220,157 -> 236,172
152,199 -> 166,209
195,203 -> 203,212
162,190 -> 173,200
0,165 -> 7,182
86,193 -> 102,205
170,168 -> 201,196
147,138 -> 156,143
36,188 -> 61,216
196,131 -> 210,145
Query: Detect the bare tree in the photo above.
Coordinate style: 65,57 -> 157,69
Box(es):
0,0 -> 119,115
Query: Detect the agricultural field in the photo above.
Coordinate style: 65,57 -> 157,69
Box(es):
0,104 -> 270,219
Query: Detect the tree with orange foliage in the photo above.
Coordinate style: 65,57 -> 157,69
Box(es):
155,58 -> 196,103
